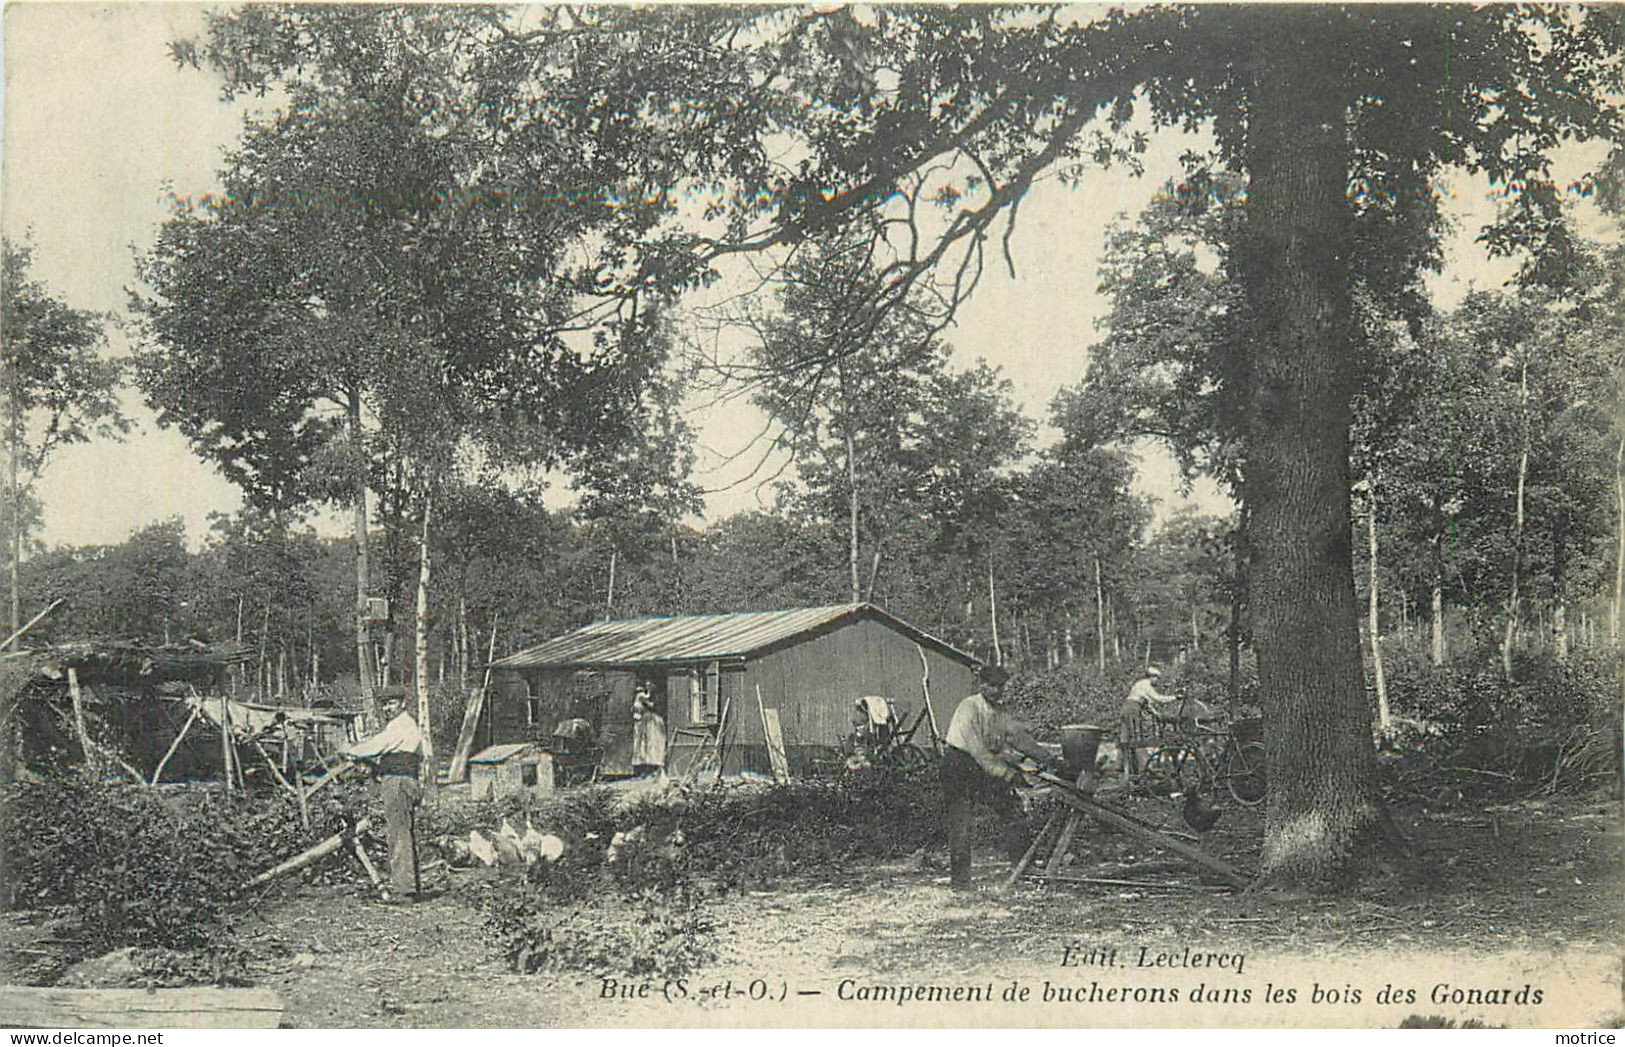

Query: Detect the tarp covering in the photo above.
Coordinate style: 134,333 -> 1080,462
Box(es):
186,694 -> 353,738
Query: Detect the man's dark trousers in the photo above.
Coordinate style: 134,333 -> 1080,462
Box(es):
941,745 -> 1021,889
379,773 -> 422,896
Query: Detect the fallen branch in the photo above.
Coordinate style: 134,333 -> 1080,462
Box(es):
1029,873 -> 1231,892
1,598 -> 65,651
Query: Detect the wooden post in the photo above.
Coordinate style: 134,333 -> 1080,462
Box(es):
352,838 -> 383,891
1045,813 -> 1084,881
218,698 -> 234,795
150,703 -> 201,786
713,690 -> 733,781
447,622 -> 499,783
1005,813 -> 1060,890
67,668 -> 96,772
251,737 -> 309,830
755,684 -> 788,782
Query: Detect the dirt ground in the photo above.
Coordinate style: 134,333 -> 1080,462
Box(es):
5,790 -> 1619,1028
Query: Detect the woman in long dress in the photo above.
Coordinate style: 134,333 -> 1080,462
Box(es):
631,680 -> 667,777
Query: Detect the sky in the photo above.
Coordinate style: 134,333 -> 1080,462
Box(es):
1,3 -> 1595,552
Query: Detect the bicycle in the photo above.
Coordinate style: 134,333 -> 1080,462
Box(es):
1136,709 -> 1267,807
844,704 -> 933,770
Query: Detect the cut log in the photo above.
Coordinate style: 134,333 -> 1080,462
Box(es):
246,818 -> 371,889
0,985 -> 283,1029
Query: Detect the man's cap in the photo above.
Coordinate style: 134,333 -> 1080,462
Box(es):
1146,666 -> 1162,677
978,663 -> 1010,687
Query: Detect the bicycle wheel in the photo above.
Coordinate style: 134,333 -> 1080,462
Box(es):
1143,745 -> 1199,796
1225,741 -> 1267,806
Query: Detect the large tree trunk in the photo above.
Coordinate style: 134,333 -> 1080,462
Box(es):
415,491 -> 435,785
1365,473 -> 1390,733
349,393 -> 379,729
1238,24 -> 1382,885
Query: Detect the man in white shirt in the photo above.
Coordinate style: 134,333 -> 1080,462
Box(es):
342,696 -> 425,900
941,664 -> 1050,890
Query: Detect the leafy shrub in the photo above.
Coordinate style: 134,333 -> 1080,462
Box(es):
476,765 -> 1014,977
2,773 -> 354,954
486,878 -> 714,979
1379,649 -> 1621,799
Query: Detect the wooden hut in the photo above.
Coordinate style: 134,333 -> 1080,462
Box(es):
483,603 -> 981,777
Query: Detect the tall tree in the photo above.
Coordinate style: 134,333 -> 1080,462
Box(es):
138,7 -> 667,727
1,238 -> 127,647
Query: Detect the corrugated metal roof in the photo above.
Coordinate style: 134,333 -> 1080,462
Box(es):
490,602 -> 978,671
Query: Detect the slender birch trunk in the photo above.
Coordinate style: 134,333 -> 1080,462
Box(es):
1552,524 -> 1569,664
458,594 -> 469,692
1094,558 -> 1106,673
349,394 -> 378,728
845,429 -> 861,604
1365,473 -> 1390,733
1501,358 -> 1530,681
987,554 -> 1002,665
1612,434 -> 1623,645
6,402 -> 18,651
415,490 -> 435,784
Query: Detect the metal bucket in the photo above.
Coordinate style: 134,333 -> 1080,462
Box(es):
1059,724 -> 1105,782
